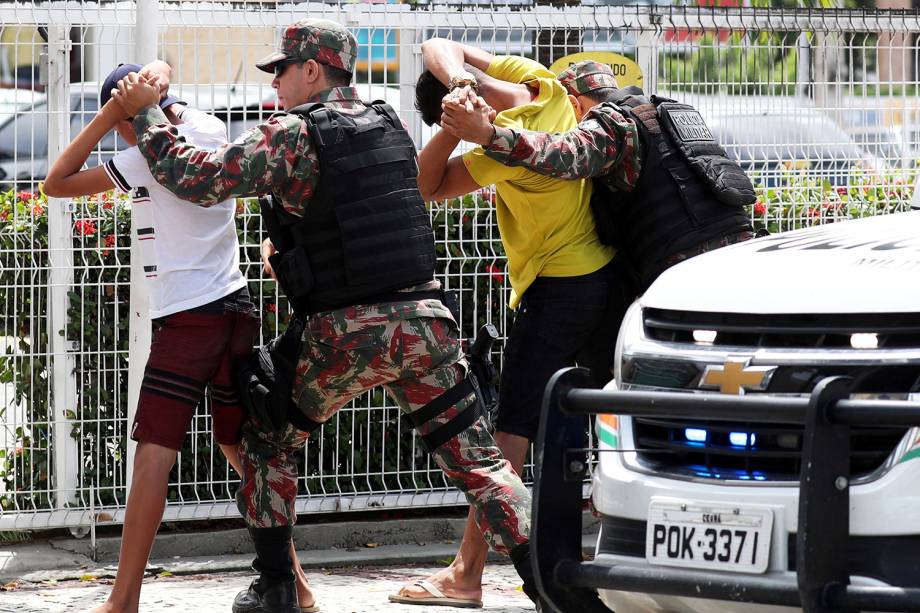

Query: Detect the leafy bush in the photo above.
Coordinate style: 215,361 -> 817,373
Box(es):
747,167 -> 913,234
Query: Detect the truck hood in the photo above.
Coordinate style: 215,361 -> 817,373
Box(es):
642,211 -> 920,314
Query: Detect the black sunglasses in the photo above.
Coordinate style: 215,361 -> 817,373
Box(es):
274,58 -> 304,78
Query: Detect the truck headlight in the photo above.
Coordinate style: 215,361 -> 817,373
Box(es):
614,300 -> 644,388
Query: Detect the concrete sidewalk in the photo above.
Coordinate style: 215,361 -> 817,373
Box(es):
0,564 -> 536,613
1,514 -> 599,584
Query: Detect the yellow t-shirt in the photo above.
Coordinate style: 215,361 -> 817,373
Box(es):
462,56 -> 614,309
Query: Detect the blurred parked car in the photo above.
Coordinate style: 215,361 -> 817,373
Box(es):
0,81 -> 405,190
0,88 -> 44,123
683,95 -> 872,188
838,109 -> 920,172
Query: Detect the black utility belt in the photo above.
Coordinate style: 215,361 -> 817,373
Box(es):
297,289 -> 445,319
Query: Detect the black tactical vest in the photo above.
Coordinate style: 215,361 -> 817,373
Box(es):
593,87 -> 754,290
260,101 -> 436,316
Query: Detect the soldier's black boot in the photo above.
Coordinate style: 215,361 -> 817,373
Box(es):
232,526 -> 299,613
510,542 -> 544,607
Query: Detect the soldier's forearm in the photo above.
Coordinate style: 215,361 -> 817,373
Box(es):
483,111 -> 642,186
133,106 -> 228,206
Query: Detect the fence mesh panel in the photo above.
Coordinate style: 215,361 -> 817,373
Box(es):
0,2 -> 917,529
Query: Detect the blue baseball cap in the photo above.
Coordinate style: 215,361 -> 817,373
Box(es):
99,63 -> 183,111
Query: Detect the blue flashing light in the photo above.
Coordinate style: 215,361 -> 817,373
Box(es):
729,431 -> 756,447
685,428 -> 708,443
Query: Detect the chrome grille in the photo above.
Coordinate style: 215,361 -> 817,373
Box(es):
628,308 -> 920,481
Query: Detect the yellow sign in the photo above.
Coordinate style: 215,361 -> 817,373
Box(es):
548,51 -> 643,89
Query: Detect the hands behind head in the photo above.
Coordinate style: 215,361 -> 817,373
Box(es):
111,72 -> 161,118
440,86 -> 498,147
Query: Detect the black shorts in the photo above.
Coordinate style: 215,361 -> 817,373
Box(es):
495,257 -> 635,441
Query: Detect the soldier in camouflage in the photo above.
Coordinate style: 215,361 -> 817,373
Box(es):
440,60 -> 642,188
112,19 -> 539,613
440,59 -> 754,290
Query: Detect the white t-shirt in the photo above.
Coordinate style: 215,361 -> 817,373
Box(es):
104,107 -> 246,319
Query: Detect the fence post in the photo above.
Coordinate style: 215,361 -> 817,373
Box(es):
636,28 -> 658,93
398,24 -> 422,146
125,0 -> 159,496
45,24 -> 79,511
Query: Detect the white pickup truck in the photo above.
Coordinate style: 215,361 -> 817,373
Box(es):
533,211 -> 920,613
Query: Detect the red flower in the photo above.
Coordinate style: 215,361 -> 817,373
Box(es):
74,219 -> 97,236
486,263 -> 505,283
32,203 -> 44,216
753,201 -> 766,216
0,210 -> 9,221
266,302 -> 277,313
104,234 -> 116,248
17,191 -> 35,202
808,207 -> 821,218
836,186 -> 848,196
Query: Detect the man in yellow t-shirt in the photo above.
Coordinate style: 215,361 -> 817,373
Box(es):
392,39 -> 632,608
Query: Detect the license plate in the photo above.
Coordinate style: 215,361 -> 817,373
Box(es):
645,499 -> 773,574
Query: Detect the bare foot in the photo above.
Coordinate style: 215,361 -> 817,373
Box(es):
87,600 -> 134,613
295,577 -> 316,609
394,563 -> 483,603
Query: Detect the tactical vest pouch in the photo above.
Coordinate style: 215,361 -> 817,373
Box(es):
335,190 -> 415,287
655,99 -> 756,207
271,246 -> 314,298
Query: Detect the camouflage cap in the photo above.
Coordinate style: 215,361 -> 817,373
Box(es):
558,60 -> 618,97
256,18 -> 357,75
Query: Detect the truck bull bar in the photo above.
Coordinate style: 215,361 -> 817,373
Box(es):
533,368 -> 920,613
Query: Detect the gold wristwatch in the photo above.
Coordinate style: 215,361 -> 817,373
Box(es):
447,74 -> 480,92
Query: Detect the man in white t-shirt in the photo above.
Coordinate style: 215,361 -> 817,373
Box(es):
43,61 -> 314,613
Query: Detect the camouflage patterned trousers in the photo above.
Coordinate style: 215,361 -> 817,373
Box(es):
235,298 -> 530,554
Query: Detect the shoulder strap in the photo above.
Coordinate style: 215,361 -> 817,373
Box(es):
370,100 -> 402,130
286,101 -> 326,118
258,195 -> 286,250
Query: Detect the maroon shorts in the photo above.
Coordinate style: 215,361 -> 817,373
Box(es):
132,304 -> 260,450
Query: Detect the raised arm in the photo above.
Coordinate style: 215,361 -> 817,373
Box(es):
43,98 -> 126,198
419,38 -> 495,87
443,100 -> 642,189
114,74 -> 316,208
43,59 -> 177,198
416,129 -> 480,202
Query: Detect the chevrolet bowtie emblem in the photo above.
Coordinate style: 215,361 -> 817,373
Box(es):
700,359 -> 776,395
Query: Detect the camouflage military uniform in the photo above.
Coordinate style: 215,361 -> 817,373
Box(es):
485,103 -> 642,190
482,60 -> 753,291
131,26 -> 530,557
484,60 -> 642,189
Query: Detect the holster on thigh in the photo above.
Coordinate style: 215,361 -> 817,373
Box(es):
402,374 -> 483,452
234,317 -> 323,434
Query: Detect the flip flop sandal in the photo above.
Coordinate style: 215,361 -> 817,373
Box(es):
388,579 -> 483,609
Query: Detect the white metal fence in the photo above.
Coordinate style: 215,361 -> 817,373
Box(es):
0,1 -> 917,532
